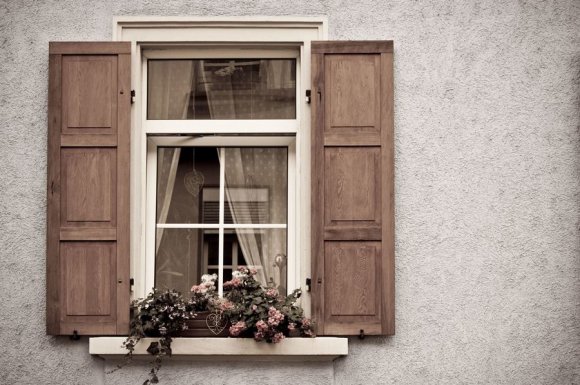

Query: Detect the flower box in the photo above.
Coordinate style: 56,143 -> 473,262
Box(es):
177,311 -> 229,337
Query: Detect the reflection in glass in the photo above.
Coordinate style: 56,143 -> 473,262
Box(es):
148,59 -> 296,120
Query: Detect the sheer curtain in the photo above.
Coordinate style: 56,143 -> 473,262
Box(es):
150,61 -> 195,289
221,148 -> 287,289
203,60 -> 289,289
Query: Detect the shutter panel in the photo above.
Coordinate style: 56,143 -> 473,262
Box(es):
47,42 -> 131,335
311,41 -> 394,336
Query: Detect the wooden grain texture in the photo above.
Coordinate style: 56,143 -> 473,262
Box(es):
311,52 -> 325,335
311,41 -> 394,336
61,148 -> 115,223
49,42 -> 131,55
324,147 -> 380,224
61,242 -> 114,316
60,228 -> 116,241
60,134 -> 117,147
381,52 -> 395,335
116,53 -> 131,334
46,42 -> 130,336
62,56 -> 115,130
326,242 -> 378,316
46,53 -> 62,335
326,55 -> 380,132
312,40 -> 393,54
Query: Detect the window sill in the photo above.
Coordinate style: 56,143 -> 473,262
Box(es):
89,337 -> 348,362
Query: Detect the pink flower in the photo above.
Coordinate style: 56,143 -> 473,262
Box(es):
253,331 -> 265,341
217,299 -> 235,311
229,321 -> 247,337
223,278 -> 241,289
267,307 -> 284,327
256,320 -> 269,332
301,318 -> 311,327
190,284 -> 208,294
249,268 -> 258,275
271,332 -> 285,343
252,304 -> 258,311
288,323 -> 296,331
265,288 -> 279,298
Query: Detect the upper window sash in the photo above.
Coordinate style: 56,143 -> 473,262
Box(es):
142,47 -> 301,134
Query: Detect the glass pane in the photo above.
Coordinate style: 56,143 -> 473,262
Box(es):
205,232 -> 233,266
148,59 -> 296,120
223,147 -> 287,224
156,147 -> 219,224
155,228 -> 206,294
231,228 -> 287,293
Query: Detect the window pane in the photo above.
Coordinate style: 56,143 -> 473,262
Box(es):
223,147 -> 287,224
205,232 -> 234,266
156,147 -> 219,224
148,59 -> 296,120
155,228 -> 206,294
231,228 -> 287,293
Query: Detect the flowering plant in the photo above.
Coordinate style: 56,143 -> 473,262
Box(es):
219,267 -> 315,343
122,289 -> 196,384
190,273 -> 218,311
119,269 -> 314,383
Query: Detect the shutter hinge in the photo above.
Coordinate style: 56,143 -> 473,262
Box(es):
306,278 -> 312,292
129,278 -> 134,291
130,90 -> 136,104
359,329 -> 365,340
70,330 -> 81,341
305,89 -> 311,104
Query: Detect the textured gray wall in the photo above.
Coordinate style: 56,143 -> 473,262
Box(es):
1,1 -> 579,384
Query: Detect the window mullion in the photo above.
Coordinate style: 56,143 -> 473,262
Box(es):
218,147 -> 226,297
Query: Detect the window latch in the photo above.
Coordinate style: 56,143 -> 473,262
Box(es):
305,89 -> 311,104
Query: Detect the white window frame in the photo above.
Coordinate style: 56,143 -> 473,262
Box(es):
114,17 -> 327,315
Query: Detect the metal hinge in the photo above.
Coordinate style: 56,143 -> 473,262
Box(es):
305,89 -> 311,104
130,90 -> 136,104
70,330 -> 81,341
306,278 -> 312,292
129,278 -> 134,291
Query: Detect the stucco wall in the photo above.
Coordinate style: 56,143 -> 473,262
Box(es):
1,1 -> 579,384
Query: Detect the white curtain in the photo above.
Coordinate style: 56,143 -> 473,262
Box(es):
220,148 -> 287,289
203,60 -> 288,289
150,61 -> 195,290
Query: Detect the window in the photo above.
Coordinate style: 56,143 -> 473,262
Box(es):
147,140 -> 293,296
46,19 -> 395,338
143,48 -> 299,297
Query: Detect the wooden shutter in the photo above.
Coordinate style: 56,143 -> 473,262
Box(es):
47,42 -> 131,335
311,41 -> 394,336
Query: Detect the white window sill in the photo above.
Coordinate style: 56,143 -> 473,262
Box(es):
89,337 -> 348,362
